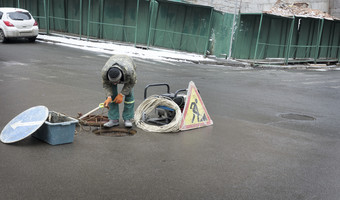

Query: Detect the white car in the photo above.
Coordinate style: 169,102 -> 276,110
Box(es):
0,7 -> 39,43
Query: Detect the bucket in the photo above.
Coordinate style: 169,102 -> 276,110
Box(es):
32,111 -> 78,145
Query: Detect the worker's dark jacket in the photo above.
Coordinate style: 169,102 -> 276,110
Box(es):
101,55 -> 137,97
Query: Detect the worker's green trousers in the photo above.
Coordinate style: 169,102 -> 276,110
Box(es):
108,85 -> 134,121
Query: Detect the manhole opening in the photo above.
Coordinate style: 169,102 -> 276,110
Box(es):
77,114 -> 137,137
279,113 -> 316,121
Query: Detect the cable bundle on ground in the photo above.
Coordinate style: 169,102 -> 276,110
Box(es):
134,95 -> 182,133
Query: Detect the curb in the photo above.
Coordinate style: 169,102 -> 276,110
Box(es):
37,33 -> 339,70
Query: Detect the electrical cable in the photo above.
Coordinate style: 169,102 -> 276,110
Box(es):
134,95 -> 182,133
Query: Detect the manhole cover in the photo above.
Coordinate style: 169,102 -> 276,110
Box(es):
77,114 -> 109,126
92,127 -> 137,137
279,113 -> 315,121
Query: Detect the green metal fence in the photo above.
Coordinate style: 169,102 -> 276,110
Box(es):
3,1 -> 337,63
47,0 -> 82,36
86,0 -> 141,44
232,13 -> 340,64
209,11 -> 235,57
0,0 -> 219,55
317,19 -> 340,62
147,0 -> 213,55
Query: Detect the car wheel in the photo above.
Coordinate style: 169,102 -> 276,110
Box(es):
28,36 -> 36,43
0,29 -> 7,43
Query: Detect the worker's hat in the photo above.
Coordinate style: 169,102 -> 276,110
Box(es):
107,67 -> 122,83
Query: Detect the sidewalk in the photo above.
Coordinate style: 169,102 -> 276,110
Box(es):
37,33 -> 339,70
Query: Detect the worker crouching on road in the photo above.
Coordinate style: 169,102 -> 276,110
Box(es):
102,55 -> 137,128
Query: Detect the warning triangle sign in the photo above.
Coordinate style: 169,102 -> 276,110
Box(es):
180,81 -> 213,131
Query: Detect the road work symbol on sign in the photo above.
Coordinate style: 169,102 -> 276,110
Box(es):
180,81 -> 213,131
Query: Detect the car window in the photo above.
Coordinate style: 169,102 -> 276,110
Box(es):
8,12 -> 31,20
0,11 -> 3,19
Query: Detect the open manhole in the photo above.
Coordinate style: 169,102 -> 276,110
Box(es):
92,127 -> 137,137
279,113 -> 316,121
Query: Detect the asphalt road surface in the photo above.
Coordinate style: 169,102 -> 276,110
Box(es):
1,40 -> 340,200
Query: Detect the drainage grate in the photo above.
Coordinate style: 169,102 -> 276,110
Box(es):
279,113 -> 316,121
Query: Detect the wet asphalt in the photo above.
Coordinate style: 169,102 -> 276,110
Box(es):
1,40 -> 340,200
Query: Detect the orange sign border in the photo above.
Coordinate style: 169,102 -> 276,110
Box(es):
180,81 -> 213,130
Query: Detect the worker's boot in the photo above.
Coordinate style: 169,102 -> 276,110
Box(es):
104,119 -> 119,128
124,120 -> 133,128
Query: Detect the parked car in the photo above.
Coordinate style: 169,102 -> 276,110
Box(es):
0,7 -> 39,43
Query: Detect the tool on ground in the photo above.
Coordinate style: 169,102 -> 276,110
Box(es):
134,95 -> 183,132
139,83 -> 187,126
79,103 -> 104,120
135,83 -> 187,126
77,114 -> 109,126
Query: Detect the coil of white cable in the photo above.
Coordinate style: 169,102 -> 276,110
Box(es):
134,95 -> 182,132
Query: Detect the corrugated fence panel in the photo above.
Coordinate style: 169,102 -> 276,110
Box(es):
259,15 -> 291,59
334,22 -> 340,60
87,0 -> 148,44
319,20 -> 340,60
151,1 -> 211,54
87,0 -> 101,38
291,17 -> 318,60
49,0 -> 66,32
103,0 -> 127,41
270,18 -> 287,57
19,0 -> 37,16
66,0 -> 81,34
136,0 -> 151,45
232,14 -> 260,59
210,11 -> 234,58
0,0 -> 17,7
233,13 -> 339,63
152,2 -> 186,50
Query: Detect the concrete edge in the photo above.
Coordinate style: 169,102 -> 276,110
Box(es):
37,33 -> 340,70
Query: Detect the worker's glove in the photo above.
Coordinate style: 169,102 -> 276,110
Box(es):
113,93 -> 124,104
104,96 -> 112,108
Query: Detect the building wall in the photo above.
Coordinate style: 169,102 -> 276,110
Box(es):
185,0 -> 340,18
330,0 -> 340,18
186,0 -> 238,13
